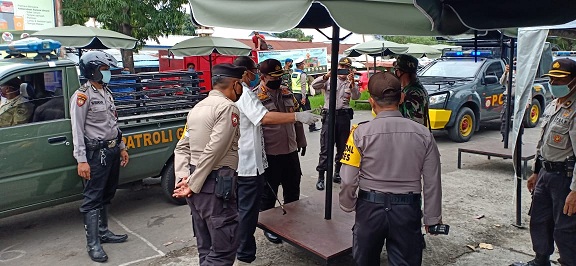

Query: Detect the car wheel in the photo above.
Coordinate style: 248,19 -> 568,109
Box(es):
160,161 -> 187,205
524,99 -> 541,128
448,107 -> 475,142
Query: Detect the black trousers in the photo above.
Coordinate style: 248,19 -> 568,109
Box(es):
80,147 -> 120,213
500,95 -> 514,137
353,196 -> 424,266
236,174 -> 265,263
294,93 -> 316,130
187,175 -> 239,266
316,112 -> 351,173
260,151 -> 302,211
530,169 -> 576,265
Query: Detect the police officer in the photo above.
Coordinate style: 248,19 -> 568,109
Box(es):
515,58 -> 576,266
282,58 -> 293,89
292,57 -> 319,132
339,72 -> 442,266
255,59 -> 307,244
311,57 -> 360,190
70,51 -> 130,263
173,63 -> 245,266
394,54 -> 429,127
232,56 -> 318,263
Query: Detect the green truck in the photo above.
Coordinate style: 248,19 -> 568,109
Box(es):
0,51 -> 203,218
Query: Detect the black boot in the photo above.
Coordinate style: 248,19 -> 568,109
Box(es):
84,209 -> 108,262
316,171 -> 325,191
99,206 -> 128,243
511,254 -> 550,266
333,164 -> 342,184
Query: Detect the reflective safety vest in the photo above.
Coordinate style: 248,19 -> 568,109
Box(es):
291,70 -> 308,93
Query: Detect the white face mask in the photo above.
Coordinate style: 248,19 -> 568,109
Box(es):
100,70 -> 112,84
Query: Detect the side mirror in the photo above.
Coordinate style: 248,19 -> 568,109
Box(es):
484,75 -> 498,85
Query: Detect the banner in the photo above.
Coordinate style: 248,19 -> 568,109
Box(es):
257,47 -> 328,75
0,0 -> 55,31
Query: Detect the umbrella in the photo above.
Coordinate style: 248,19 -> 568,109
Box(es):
167,36 -> 252,71
414,0 -> 576,35
31,24 -> 137,49
345,40 -> 408,74
405,43 -> 441,58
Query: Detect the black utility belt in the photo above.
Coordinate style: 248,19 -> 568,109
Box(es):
85,137 -> 119,151
358,190 -> 421,205
538,155 -> 575,174
321,108 -> 353,116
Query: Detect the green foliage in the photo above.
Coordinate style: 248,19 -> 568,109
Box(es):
548,37 -> 576,51
275,29 -> 314,42
380,36 -> 438,45
309,91 -> 372,111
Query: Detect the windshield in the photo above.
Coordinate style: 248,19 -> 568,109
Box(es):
420,60 -> 482,78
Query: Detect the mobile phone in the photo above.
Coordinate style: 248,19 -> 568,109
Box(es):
428,224 -> 450,235
337,68 -> 350,75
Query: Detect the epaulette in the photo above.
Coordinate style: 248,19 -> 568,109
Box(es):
281,87 -> 292,96
358,120 -> 369,125
261,98 -> 272,105
78,82 -> 90,92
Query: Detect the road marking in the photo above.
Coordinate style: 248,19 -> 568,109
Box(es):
118,254 -> 163,266
110,216 -> 166,258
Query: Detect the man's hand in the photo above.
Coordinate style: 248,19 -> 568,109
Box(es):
347,72 -> 355,83
505,64 -> 510,73
527,173 -> 538,193
298,146 -> 307,156
78,162 -> 90,180
295,111 -> 321,125
120,149 -> 129,167
425,220 -> 442,235
173,177 -> 193,198
323,72 -> 331,80
564,191 -> 576,216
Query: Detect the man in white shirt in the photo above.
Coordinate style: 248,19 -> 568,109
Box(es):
232,56 -> 319,264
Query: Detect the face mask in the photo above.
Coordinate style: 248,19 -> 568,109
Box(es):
233,82 -> 243,101
249,73 -> 260,88
550,78 -> 575,98
266,79 -> 282,90
100,70 -> 112,84
121,71 -> 130,74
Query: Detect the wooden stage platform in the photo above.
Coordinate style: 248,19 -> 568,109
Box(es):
258,193 -> 355,265
457,142 -> 537,179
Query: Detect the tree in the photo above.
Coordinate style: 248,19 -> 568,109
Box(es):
62,0 -> 191,72
275,29 -> 314,42
548,37 -> 576,51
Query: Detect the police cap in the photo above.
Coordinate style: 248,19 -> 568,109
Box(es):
543,58 -> 576,78
259,59 -> 284,77
394,54 -> 419,73
338,57 -> 352,67
212,63 -> 246,79
368,72 -> 401,99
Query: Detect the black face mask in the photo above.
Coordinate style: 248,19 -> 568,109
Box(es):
266,79 -> 282,90
233,82 -> 243,101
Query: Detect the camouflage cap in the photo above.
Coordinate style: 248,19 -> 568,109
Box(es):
368,72 -> 401,99
259,59 -> 284,77
394,54 -> 419,73
543,58 -> 576,78
339,57 -> 352,67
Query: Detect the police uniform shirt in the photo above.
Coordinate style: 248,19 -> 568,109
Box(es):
253,83 -> 298,155
174,89 -> 240,193
235,83 -> 269,176
311,75 -> 360,110
70,82 -> 125,163
339,110 -> 443,225
0,94 -> 33,127
534,92 -> 576,191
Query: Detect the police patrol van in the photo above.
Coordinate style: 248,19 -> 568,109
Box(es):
0,39 -> 203,218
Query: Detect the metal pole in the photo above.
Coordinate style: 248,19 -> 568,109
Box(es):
504,38 -> 515,148
514,125 -> 524,226
373,56 -> 376,74
325,23 -> 340,220
474,30 -> 478,63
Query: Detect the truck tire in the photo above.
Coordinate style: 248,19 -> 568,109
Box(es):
161,161 -> 187,205
524,99 -> 541,128
447,107 -> 475,142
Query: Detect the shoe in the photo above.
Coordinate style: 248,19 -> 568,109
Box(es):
316,178 -> 325,191
510,254 -> 550,266
333,172 -> 341,184
264,231 -> 282,244
99,206 -> 128,243
84,209 -> 108,262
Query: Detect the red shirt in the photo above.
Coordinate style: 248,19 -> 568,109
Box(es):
252,35 -> 265,48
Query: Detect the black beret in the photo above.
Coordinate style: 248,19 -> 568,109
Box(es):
394,54 -> 419,73
259,59 -> 284,77
368,72 -> 401,99
212,63 -> 246,79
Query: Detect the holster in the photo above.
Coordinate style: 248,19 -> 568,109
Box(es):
566,156 -> 575,178
347,108 -> 354,120
214,167 -> 237,203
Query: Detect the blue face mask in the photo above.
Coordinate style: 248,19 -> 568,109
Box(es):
100,70 -> 112,84
249,73 -> 260,88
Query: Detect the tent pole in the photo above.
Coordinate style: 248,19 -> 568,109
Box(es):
373,56 -> 376,74
325,23 -> 340,220
515,125 -> 524,227
504,38 -> 515,148
209,53 -> 213,76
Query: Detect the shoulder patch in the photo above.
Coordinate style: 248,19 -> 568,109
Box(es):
180,123 -> 188,140
257,93 -> 268,101
231,112 -> 239,127
340,124 -> 361,168
77,93 -> 88,107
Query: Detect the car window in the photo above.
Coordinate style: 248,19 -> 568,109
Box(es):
485,62 -> 504,78
0,70 -> 65,128
420,60 -> 481,78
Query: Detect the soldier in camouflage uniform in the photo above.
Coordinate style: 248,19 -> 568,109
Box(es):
0,78 -> 33,127
282,58 -> 293,89
394,54 -> 429,127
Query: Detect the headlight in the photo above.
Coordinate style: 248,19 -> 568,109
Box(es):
429,93 -> 448,105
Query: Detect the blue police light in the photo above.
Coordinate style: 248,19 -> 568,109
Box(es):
444,51 -> 464,57
555,51 -> 572,56
443,50 -> 493,58
0,38 -> 61,55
